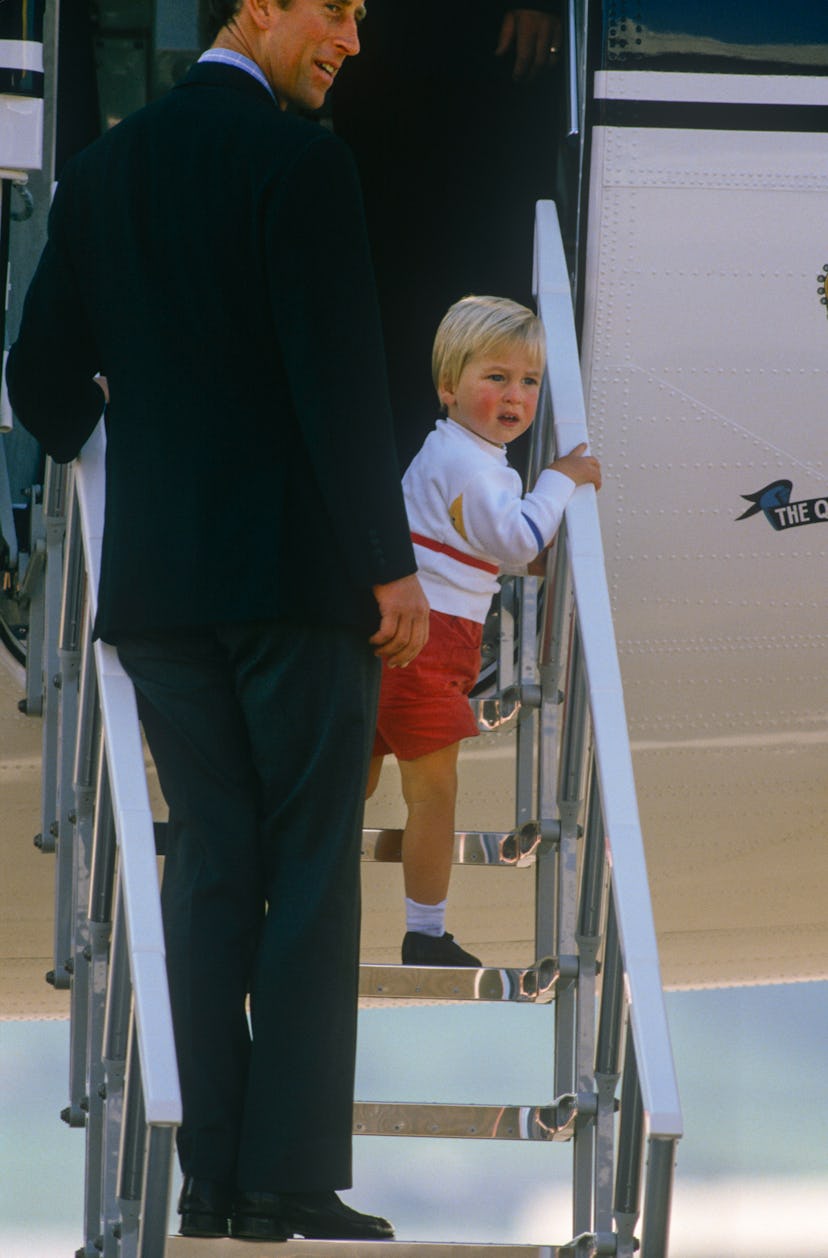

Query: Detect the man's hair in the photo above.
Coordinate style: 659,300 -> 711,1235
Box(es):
205,0 -> 242,41
432,295 -> 546,394
205,0 -> 293,43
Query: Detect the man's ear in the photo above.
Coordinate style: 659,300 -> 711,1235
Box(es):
245,0 -> 272,32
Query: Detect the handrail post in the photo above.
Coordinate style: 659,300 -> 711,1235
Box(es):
20,480 -> 47,718
101,881 -> 132,1256
594,897 -> 623,1234
65,499 -> 93,1118
570,763 -> 605,1236
536,523 -> 569,963
41,459 -> 71,983
60,612 -> 99,1130
79,737 -> 120,1258
640,1137 -> 678,1258
515,576 -> 540,831
118,1011 -> 146,1256
554,618 -> 587,1102
614,1021 -> 644,1257
139,1125 -> 176,1258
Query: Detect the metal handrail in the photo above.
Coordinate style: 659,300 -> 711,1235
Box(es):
533,199 -> 682,1142
532,200 -> 683,1255
73,424 -> 180,1130
40,424 -> 180,1256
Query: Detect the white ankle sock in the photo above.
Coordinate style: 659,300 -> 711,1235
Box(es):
405,897 -> 447,937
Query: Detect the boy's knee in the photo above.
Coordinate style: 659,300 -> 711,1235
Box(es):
400,745 -> 460,806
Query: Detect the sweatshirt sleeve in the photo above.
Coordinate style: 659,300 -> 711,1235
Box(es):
455,464 -> 575,565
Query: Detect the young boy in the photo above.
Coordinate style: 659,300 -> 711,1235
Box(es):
366,295 -> 602,966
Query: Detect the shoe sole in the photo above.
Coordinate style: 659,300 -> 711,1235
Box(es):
232,1216 -> 393,1242
179,1211 -> 229,1238
230,1215 -> 289,1242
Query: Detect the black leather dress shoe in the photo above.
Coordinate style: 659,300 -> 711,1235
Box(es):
229,1191 -> 289,1243
177,1176 -> 232,1238
231,1189 -> 394,1241
402,930 -> 481,967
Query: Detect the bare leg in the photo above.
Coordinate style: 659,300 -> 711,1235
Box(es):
364,755 -> 403,860
398,743 -> 460,905
365,755 -> 384,799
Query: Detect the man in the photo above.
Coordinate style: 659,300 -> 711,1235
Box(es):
7,0 -> 428,1243
333,2 -> 563,472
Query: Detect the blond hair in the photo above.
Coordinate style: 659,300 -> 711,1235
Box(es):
432,295 -> 546,395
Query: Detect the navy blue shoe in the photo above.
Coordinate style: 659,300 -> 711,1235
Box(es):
231,1189 -> 393,1241
402,930 -> 481,967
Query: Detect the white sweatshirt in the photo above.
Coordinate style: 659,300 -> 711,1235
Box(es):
403,417 -> 575,623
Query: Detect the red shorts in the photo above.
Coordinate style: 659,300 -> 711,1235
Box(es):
373,609 -> 483,761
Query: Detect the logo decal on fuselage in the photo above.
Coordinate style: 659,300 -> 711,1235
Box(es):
737,481 -> 828,530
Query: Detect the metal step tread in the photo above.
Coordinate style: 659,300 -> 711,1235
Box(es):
359,958 -> 558,1004
362,825 -> 541,867
353,1096 -> 579,1142
166,1238 -> 562,1256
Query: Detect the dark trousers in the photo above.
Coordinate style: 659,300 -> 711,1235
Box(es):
117,620 -> 380,1192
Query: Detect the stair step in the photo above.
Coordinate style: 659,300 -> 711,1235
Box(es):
358,959 -> 558,1004
166,1239 -> 564,1256
362,825 -> 540,867
353,1097 -> 578,1142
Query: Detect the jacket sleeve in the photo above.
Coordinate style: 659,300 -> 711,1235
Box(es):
264,133 -> 416,589
6,168 -> 106,463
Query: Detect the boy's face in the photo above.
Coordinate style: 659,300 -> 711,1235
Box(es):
439,347 -> 542,447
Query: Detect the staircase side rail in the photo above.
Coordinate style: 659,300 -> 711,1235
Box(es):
533,200 -> 682,1144
72,422 -> 180,1133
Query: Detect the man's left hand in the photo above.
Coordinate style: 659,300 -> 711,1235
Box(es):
370,573 -> 430,669
495,9 -> 561,80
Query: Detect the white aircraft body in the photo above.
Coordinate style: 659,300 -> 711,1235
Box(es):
1,0 -> 826,1013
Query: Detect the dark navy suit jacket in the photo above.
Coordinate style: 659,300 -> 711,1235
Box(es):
8,61 -> 415,642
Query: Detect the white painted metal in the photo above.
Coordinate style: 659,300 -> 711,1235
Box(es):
74,424 -> 180,1126
0,39 -> 44,71
535,201 -> 682,1143
579,92 -> 828,987
0,96 -> 43,170
595,70 -> 828,106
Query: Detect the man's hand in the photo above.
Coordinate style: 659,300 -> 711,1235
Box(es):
495,9 -> 561,80
370,573 -> 429,668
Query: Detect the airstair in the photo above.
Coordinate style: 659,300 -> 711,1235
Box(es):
25,203 -> 681,1257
